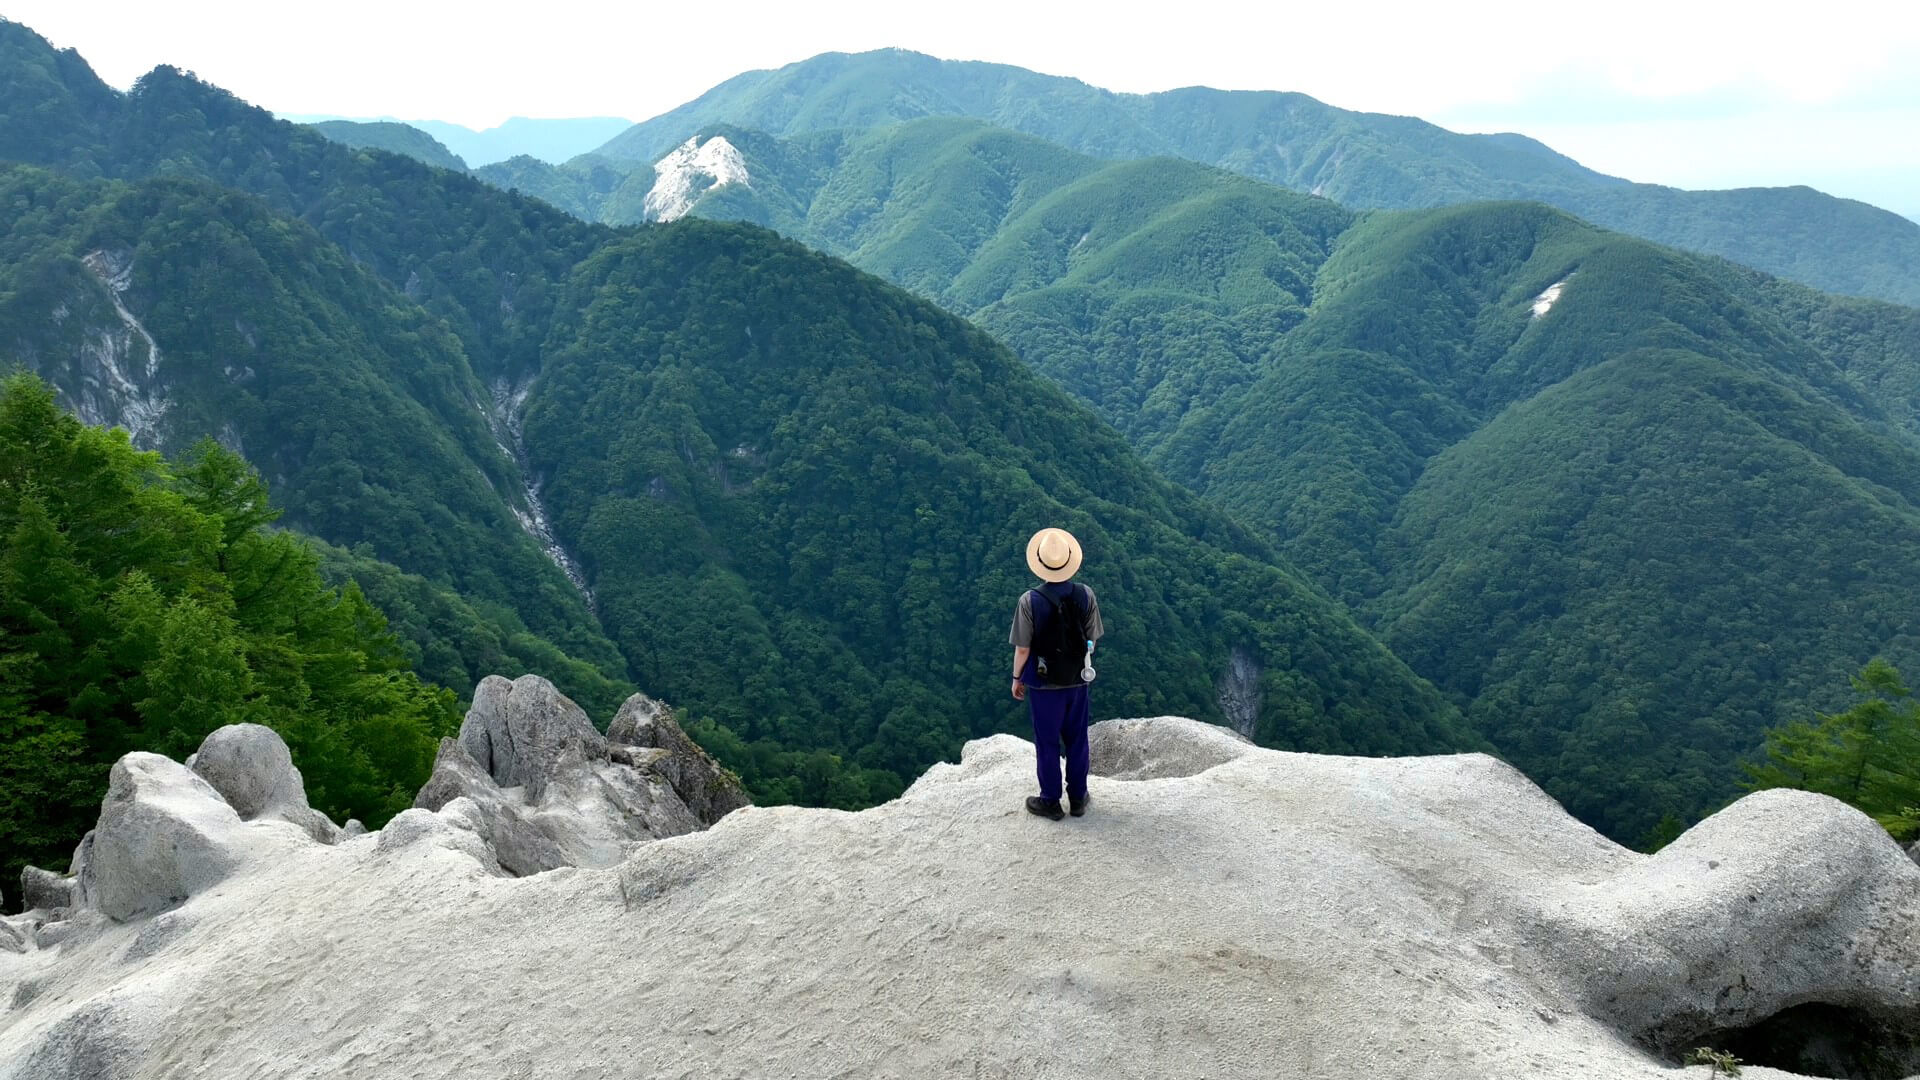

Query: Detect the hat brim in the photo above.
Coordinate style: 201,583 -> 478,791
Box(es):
1026,529 -> 1083,583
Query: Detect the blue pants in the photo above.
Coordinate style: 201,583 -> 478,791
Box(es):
1028,684 -> 1091,802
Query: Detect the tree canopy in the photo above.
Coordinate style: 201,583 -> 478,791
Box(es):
0,372 -> 458,893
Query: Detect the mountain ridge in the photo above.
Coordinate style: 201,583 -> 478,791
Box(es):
581,47 -> 1920,306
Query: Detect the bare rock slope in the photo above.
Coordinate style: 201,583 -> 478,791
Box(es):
1,706 -> 1915,1080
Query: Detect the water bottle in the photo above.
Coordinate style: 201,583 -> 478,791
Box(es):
1080,641 -> 1096,684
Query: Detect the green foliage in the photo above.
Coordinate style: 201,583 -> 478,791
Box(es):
1747,659 -> 1920,841
1635,812 -> 1688,854
524,220 -> 1474,800
307,120 -> 468,172
0,164 -> 632,697
584,47 -> 1920,306
1685,1047 -> 1744,1077
473,153 -> 657,225
0,373 -> 460,894
313,541 -> 634,720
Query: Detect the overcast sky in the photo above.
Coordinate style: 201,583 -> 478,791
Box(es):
9,0 -> 1918,220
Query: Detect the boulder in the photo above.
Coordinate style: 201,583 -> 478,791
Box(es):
190,724 -> 340,844
607,693 -> 749,825
33,910 -> 108,949
1909,838 -> 1918,866
78,753 -> 302,922
20,865 -> 75,913
457,674 -> 605,800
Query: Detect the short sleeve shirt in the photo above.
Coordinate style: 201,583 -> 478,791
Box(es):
1010,583 -> 1104,648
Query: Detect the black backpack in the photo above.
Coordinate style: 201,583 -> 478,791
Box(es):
1029,584 -> 1090,687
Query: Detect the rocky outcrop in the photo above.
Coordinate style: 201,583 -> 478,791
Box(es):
1542,787 -> 1920,1060
606,692 -> 749,825
415,676 -> 742,875
455,674 -> 607,800
2,711 -> 1914,1079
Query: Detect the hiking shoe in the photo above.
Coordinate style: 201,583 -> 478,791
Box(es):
1025,796 -> 1065,821
1069,793 -> 1090,818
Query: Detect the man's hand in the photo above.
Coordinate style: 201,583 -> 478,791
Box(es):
1011,679 -> 1026,701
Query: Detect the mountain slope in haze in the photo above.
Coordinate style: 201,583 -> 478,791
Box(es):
307,119 -> 468,171
413,117 -> 636,167
0,21 -> 1473,810
586,49 -> 1920,307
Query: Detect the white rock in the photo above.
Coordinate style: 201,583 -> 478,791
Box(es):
643,135 -> 750,222
372,807 -> 501,875
2,719 -> 1914,1078
1086,714 -> 1252,780
190,724 -> 341,844
189,724 -> 303,819
606,693 -> 749,825
457,674 -> 605,801
75,753 -> 307,922
1531,275 -> 1571,318
422,677 -> 717,874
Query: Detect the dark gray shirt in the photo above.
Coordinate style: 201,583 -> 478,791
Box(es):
1009,584 -> 1105,648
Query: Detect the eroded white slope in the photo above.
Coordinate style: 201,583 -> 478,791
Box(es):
644,135 -> 751,222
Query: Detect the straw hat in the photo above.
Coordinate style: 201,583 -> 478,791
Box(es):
1026,527 -> 1083,583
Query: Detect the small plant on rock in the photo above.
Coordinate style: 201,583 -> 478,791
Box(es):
1684,1047 -> 1743,1076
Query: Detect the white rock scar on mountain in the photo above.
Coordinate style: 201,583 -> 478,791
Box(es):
1531,275 -> 1571,318
480,377 -> 595,606
644,135 -> 751,222
74,249 -> 168,445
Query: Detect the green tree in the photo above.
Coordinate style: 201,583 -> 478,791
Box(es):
0,372 -> 458,897
1747,658 -> 1920,841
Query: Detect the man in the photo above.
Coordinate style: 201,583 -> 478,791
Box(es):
1009,527 -> 1104,821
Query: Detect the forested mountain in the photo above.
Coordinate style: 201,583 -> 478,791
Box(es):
472,152 -> 659,224
0,21 -> 1470,820
487,117 -> 1920,839
582,49 -> 1920,306
7,18 -> 1916,843
307,120 -> 468,172
1161,204 -> 1920,837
